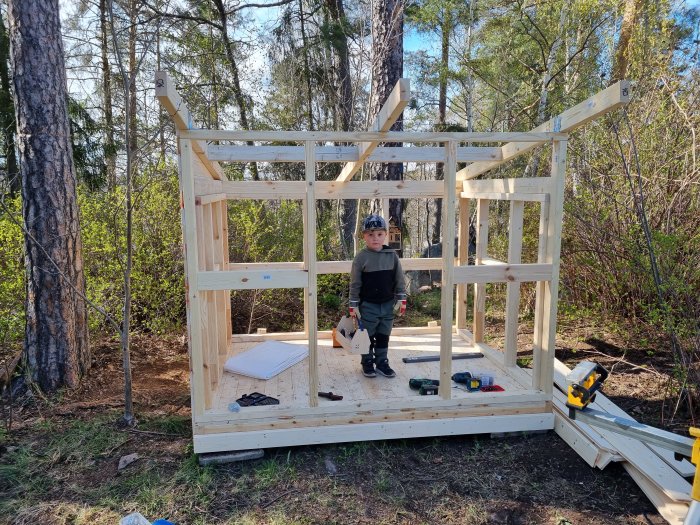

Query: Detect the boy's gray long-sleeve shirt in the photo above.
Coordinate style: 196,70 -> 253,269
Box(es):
349,246 -> 406,307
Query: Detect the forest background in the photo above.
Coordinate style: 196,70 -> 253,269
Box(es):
0,1 -> 698,523
0,0 -> 698,419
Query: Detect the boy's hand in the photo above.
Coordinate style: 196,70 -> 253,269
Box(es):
348,306 -> 357,318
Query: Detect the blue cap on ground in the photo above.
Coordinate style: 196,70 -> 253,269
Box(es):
152,520 -> 175,525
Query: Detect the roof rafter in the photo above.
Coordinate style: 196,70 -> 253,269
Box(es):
336,78 -> 411,182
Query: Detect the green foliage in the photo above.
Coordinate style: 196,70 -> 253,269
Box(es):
0,195 -> 24,345
68,97 -> 107,190
79,164 -> 185,334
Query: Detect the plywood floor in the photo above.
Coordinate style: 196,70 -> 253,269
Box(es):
210,333 -> 531,412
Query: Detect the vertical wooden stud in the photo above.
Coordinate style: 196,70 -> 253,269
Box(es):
456,196 -> 470,330
304,141 -> 319,407
179,140 -> 207,416
202,203 -> 220,392
220,201 -> 232,349
473,198 -> 490,342
536,140 -> 567,393
532,196 -> 550,388
211,201 -> 228,363
439,141 -> 457,398
504,200 -> 524,367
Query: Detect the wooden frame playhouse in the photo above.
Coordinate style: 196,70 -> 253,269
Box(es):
156,72 -> 700,523
154,72 -> 636,449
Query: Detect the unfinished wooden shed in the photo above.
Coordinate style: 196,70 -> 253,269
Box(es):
155,72 -> 630,453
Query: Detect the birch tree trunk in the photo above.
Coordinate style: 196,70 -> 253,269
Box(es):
8,0 -> 90,392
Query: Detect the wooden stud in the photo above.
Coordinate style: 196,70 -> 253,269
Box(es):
532,197 -> 550,390
194,203 -> 213,409
473,199 -> 489,342
203,204 -> 221,393
536,140 -> 567,394
504,200 -> 524,367
456,196 -> 470,330
219,201 -> 232,351
439,141 -> 457,398
305,142 -> 319,408
179,140 -> 207,417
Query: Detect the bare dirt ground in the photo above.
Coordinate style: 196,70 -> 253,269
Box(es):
0,319 -> 694,525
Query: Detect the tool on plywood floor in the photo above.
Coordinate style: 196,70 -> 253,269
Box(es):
409,378 -> 440,396
318,391 -> 343,401
402,352 -> 483,363
236,392 -> 280,406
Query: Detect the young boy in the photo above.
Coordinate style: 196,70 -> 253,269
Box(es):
349,214 -> 407,378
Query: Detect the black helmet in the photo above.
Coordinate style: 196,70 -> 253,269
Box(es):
362,214 -> 387,232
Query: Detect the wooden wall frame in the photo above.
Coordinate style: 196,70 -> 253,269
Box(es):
155,72 -> 630,454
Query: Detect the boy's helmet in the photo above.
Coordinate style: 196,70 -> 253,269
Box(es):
362,214 -> 387,232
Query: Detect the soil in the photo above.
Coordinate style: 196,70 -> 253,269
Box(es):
0,319 -> 695,525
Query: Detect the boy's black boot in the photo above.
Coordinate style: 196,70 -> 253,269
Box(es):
375,358 -> 396,378
361,356 -> 376,378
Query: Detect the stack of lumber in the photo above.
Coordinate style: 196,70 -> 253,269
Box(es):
551,358 -> 693,525
469,338 -> 692,524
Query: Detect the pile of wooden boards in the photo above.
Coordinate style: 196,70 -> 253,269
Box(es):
471,338 -> 693,524
550,358 -> 693,525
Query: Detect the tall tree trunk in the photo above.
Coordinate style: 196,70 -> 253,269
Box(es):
0,8 -> 18,196
324,0 -> 355,256
9,0 -> 90,392
432,9 -> 451,245
212,0 -> 260,180
370,0 -> 404,243
100,0 -> 116,189
610,0 -> 642,84
298,0 -> 314,130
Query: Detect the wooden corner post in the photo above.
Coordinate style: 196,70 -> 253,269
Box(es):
179,139 -> 207,416
533,139 -> 568,393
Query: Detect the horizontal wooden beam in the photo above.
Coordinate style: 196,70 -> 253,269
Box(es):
316,180 -> 443,199
453,263 -> 553,284
197,269 -> 308,290
180,129 -> 568,143
461,191 -> 548,202
457,81 -> 630,181
462,177 -> 553,195
315,257 -> 445,274
193,414 -> 554,453
207,145 -> 502,163
199,261 -> 549,286
155,71 -> 223,181
195,180 -> 447,199
195,193 -> 227,206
